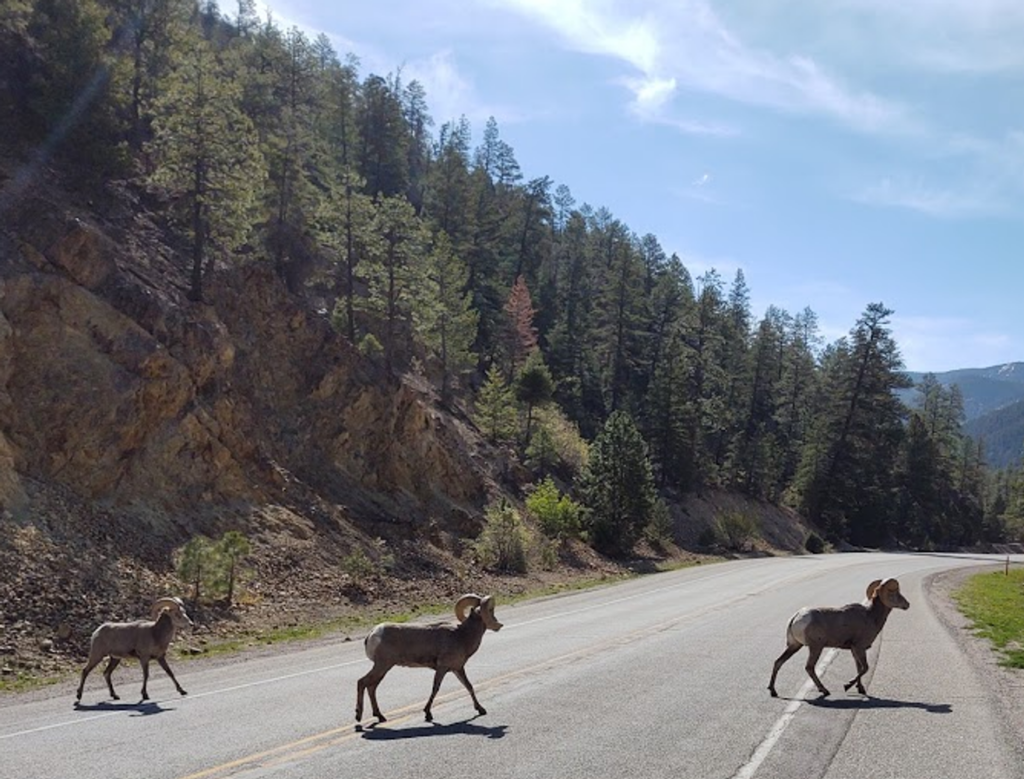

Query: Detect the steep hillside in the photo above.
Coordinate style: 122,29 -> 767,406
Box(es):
0,167 -> 813,683
0,167 -> 510,674
965,399 -> 1024,469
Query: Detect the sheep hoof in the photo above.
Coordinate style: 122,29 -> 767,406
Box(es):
475,706 -> 486,716
768,688 -> 778,698
424,711 -> 433,722
377,714 -> 387,723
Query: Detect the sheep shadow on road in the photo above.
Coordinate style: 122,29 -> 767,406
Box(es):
358,718 -> 508,740
73,700 -> 169,717
805,696 -> 952,714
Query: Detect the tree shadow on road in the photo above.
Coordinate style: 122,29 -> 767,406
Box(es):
73,700 -> 168,717
805,695 -> 952,714
358,717 -> 508,740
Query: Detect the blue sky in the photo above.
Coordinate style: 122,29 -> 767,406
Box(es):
263,0 -> 1023,373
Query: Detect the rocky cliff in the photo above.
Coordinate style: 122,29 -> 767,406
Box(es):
0,169 -> 503,671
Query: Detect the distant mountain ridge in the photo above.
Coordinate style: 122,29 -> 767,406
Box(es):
904,362 -> 1024,421
903,362 -> 1024,468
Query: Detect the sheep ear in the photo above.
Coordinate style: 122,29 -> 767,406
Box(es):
866,579 -> 883,600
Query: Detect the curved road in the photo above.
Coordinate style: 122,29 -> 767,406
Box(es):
2,552 -> 1022,779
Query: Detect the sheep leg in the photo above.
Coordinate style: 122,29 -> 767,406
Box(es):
139,659 -> 151,701
424,668 -> 449,722
157,656 -> 187,696
843,647 -> 869,694
102,657 -> 122,700
356,666 -> 390,722
804,646 -> 830,696
76,656 -> 104,702
454,668 -> 486,716
768,643 -> 801,697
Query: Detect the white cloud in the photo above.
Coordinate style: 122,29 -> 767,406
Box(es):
496,0 -> 913,134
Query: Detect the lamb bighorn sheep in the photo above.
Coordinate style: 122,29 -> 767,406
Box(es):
356,594 -> 503,723
768,578 -> 910,698
76,597 -> 193,703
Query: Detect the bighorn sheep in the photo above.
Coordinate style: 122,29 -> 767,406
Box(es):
356,594 -> 503,723
768,578 -> 909,698
76,597 -> 193,703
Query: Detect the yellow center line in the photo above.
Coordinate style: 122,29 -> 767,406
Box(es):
175,597 -> 753,779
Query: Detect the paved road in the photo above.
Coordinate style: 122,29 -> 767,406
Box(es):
2,553 -> 1022,779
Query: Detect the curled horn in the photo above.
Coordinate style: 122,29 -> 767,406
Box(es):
455,594 -> 483,623
865,580 -> 883,601
150,597 -> 184,621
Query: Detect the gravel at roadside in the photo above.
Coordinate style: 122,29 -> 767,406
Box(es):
926,566 -> 1024,769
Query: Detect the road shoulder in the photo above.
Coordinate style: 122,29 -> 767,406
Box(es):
926,565 -> 1024,774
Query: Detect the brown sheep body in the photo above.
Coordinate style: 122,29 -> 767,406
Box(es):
76,597 -> 192,703
768,578 -> 909,698
356,594 -> 503,723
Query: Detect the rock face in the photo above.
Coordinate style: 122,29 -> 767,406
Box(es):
0,182 -> 494,657
1,207 -> 488,522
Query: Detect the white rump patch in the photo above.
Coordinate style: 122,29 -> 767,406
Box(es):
365,625 -> 385,660
789,608 -> 813,645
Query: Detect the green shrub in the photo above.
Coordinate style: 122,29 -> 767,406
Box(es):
526,477 -> 582,541
804,531 -> 826,554
341,548 -> 376,582
697,525 -> 719,548
176,530 -> 253,605
476,499 -> 528,573
526,406 -> 589,476
644,499 -> 674,550
718,511 -> 760,551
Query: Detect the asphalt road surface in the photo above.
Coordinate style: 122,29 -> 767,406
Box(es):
3,552 -> 1023,779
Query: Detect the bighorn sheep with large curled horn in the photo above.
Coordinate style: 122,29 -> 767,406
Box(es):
768,578 -> 910,698
76,597 -> 193,704
356,594 -> 503,723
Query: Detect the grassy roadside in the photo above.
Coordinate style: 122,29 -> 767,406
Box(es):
0,559 -> 711,696
953,567 -> 1024,669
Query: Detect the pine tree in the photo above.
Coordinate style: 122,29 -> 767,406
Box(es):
502,275 -> 539,379
149,25 -> 264,301
577,410 -> 657,557
357,73 -> 408,198
357,195 -> 425,371
316,169 -> 375,342
474,365 -> 518,444
214,530 -> 251,606
420,231 -> 479,403
25,0 -> 124,175
264,26 -> 322,288
107,0 -> 192,153
515,350 -> 554,449
792,303 -> 910,545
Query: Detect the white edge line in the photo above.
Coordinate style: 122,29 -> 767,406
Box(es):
0,660 -> 365,741
730,648 -> 840,779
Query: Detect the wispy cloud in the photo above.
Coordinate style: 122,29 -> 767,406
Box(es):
497,0 -> 913,134
403,49 -> 524,127
835,0 -> 1024,74
853,177 -> 1006,218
